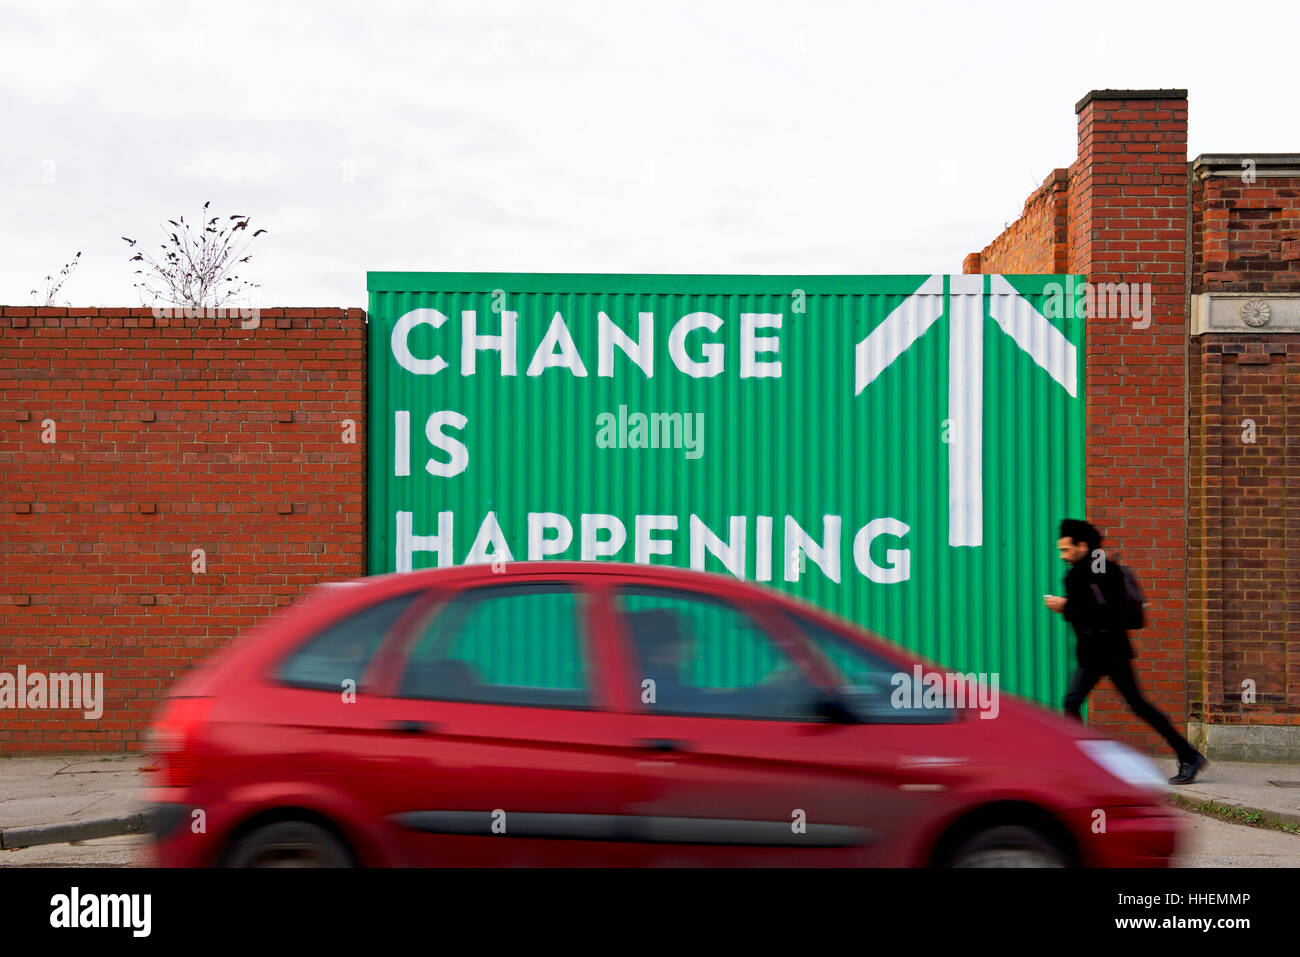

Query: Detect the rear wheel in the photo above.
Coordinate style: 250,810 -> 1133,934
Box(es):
223,821 -> 354,868
946,825 -> 1070,868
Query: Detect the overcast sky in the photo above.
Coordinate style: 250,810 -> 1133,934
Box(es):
2,0 -> 1296,309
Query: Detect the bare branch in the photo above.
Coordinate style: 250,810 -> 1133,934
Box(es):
122,203 -> 267,309
31,251 -> 82,307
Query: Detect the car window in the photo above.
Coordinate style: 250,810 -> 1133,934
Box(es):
782,612 -> 956,723
398,584 -> 591,709
617,587 -> 823,721
276,593 -> 419,691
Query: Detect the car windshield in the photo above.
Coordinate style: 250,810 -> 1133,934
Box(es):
783,613 -> 957,724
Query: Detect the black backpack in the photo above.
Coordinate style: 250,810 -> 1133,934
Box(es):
1118,562 -> 1147,630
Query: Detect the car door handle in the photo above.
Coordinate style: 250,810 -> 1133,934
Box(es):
387,719 -> 440,735
636,738 -> 690,753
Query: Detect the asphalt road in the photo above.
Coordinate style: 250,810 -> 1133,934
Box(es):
1,809 -> 1295,867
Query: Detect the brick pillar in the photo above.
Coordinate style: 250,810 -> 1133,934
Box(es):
1068,90 -> 1190,754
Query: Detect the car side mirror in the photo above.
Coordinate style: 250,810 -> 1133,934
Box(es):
813,693 -> 861,725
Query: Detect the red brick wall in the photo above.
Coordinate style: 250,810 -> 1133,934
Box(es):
968,168 -> 1071,274
1187,163 -> 1300,731
967,91 -> 1193,755
1066,92 -> 1191,754
973,104 -> 1300,752
1193,171 -> 1300,291
1189,338 -> 1299,729
0,307 -> 367,752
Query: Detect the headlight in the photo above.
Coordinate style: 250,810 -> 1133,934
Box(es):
1077,739 -> 1168,792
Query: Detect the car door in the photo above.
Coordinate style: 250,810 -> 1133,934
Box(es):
606,581 -> 960,866
365,577 -> 643,866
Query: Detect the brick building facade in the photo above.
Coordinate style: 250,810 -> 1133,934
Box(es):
968,92 -> 1299,761
1187,154 -> 1300,760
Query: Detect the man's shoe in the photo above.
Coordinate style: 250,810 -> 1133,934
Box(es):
1169,752 -> 1207,786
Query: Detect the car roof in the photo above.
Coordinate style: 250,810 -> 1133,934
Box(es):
357,561 -> 767,594
311,561 -> 848,624
335,562 -> 901,650
177,562 -> 921,699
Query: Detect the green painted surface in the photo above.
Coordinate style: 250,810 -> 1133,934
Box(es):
367,272 -> 1085,706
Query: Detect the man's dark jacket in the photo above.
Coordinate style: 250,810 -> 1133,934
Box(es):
1063,557 -> 1134,667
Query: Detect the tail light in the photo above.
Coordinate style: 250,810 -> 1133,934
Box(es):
148,696 -> 213,788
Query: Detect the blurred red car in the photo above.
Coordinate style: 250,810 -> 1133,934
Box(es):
145,563 -> 1183,867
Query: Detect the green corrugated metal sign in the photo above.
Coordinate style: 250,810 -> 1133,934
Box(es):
367,272 -> 1085,706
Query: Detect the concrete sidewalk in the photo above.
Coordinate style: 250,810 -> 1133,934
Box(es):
0,754 -> 151,866
1168,759 -> 1300,828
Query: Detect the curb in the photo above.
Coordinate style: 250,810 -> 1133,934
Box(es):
1168,792 -> 1300,831
0,811 -> 155,851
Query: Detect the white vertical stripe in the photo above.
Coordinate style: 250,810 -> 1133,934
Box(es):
947,274 -> 984,548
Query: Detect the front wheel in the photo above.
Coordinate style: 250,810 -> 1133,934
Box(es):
222,821 -> 355,868
946,825 -> 1071,868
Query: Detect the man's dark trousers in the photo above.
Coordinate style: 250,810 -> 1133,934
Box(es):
1063,658 -> 1199,764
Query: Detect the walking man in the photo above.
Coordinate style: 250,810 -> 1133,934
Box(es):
1044,518 -> 1207,785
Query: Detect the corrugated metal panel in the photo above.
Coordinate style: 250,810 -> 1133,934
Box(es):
367,273 -> 1085,707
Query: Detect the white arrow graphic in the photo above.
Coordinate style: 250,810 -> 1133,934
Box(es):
855,274 -> 1078,548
